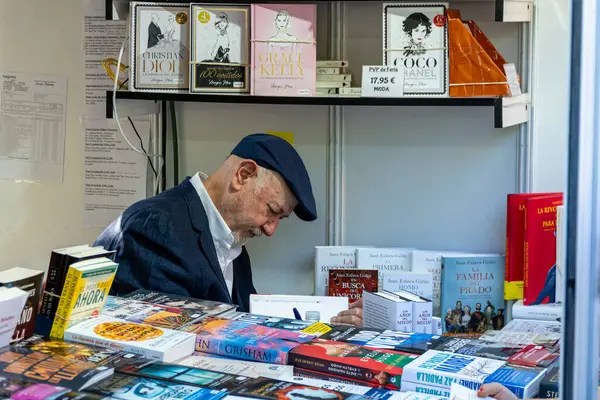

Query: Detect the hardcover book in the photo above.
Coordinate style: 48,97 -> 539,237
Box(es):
64,315 -> 196,363
523,194 -> 564,305
483,364 -> 547,398
502,318 -> 561,334
123,289 -> 237,316
319,326 -> 449,355
383,3 -> 450,96
538,366 -> 559,398
181,318 -> 314,364
504,193 -> 561,300
50,257 -> 118,339
130,2 -> 190,92
0,347 -> 113,391
86,373 -> 228,400
314,246 -> 357,297
410,251 -> 445,317
477,330 -> 560,348
440,254 -> 505,336
328,269 -> 378,301
190,4 -> 250,93
251,3 -> 317,96
287,338 -> 419,390
116,359 -> 253,391
381,272 -> 433,305
0,267 -> 44,343
102,295 -> 206,330
511,300 -> 562,322
13,334 -> 145,370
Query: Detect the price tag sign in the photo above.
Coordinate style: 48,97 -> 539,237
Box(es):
361,65 -> 405,97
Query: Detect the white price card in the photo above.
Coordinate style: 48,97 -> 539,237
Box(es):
361,65 -> 405,97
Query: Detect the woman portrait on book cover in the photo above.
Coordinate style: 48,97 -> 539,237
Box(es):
401,12 -> 432,56
203,12 -> 231,63
268,10 -> 298,52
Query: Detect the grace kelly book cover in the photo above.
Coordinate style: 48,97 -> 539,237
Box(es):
319,326 -> 450,355
181,318 -> 315,365
383,3 -> 449,96
287,338 -> 419,390
130,2 -> 190,92
251,4 -> 317,96
190,4 -> 250,93
440,254 -> 504,336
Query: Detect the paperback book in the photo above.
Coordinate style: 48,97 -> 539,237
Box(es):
0,376 -> 107,400
181,318 -> 314,364
0,346 -> 113,391
177,354 -> 294,380
287,338 -> 419,390
477,330 -> 560,348
320,326 -> 449,355
129,2 -> 190,91
86,373 -> 228,400
50,257 -> 118,339
117,359 -> 253,391
433,337 -> 524,361
123,289 -> 237,316
64,315 -> 196,362
251,3 -> 317,96
230,376 -> 369,400
0,287 -> 28,348
102,295 -> 206,330
13,334 -> 145,369
229,312 -> 315,332
314,246 -> 357,297
0,267 -> 44,343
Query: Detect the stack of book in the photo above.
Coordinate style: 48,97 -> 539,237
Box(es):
315,60 -> 361,96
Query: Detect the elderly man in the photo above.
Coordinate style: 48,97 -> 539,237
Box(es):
95,133 -> 364,325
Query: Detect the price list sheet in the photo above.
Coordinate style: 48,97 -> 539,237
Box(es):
0,73 -> 67,183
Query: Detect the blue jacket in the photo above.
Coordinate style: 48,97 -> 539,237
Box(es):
94,177 -> 256,312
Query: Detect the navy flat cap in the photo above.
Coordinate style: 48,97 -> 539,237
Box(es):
231,133 -> 317,222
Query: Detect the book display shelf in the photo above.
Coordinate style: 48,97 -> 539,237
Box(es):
101,0 -> 600,398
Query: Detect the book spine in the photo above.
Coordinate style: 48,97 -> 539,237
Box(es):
9,273 -> 43,343
50,268 -> 82,339
38,252 -> 64,318
250,4 -> 256,96
316,67 -> 340,74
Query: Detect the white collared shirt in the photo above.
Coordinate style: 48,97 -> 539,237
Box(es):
190,172 -> 242,296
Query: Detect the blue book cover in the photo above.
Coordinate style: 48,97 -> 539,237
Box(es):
484,364 -> 547,398
441,255 -> 505,335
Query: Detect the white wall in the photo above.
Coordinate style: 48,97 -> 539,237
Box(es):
530,0 -> 571,193
0,0 -> 104,271
0,0 -> 573,297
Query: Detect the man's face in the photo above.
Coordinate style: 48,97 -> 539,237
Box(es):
227,162 -> 298,241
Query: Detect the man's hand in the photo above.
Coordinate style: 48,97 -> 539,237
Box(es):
330,298 -> 363,326
477,383 -> 518,400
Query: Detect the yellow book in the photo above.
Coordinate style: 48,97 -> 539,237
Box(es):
50,257 -> 118,339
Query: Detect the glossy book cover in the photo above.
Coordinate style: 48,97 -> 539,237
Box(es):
181,318 -> 315,365
287,338 -> 419,390
123,289 -> 236,316
320,326 -> 449,355
251,4 -> 317,96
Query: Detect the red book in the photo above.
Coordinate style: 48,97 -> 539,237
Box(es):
287,338 -> 418,390
328,269 -> 378,301
523,193 -> 563,305
504,192 -> 561,300
508,345 -> 559,368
